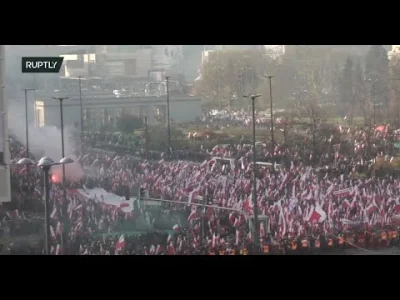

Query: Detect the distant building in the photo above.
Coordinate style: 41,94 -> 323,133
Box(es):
152,46 -> 184,70
60,53 -> 96,78
34,91 -> 201,129
93,45 -> 153,79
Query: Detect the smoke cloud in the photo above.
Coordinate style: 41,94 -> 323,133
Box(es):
9,118 -> 84,181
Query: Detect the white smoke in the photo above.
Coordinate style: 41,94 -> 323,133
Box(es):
9,118 -> 84,181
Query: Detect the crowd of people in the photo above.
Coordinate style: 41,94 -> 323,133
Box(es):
4,116 -> 400,255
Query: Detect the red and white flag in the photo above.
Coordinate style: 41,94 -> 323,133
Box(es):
50,208 -> 57,219
334,188 -> 351,198
167,242 -> 176,255
115,234 -> 125,251
394,198 -> 400,213
235,230 -> 240,245
172,224 -> 181,232
308,204 -> 327,223
366,203 -> 378,216
279,210 -> 286,236
187,210 -> 198,221
260,222 -> 266,238
55,244 -> 62,255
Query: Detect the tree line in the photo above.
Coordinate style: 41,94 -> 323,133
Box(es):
198,45 -> 400,126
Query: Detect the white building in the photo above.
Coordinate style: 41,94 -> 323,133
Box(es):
152,45 -> 184,70
60,53 -> 96,78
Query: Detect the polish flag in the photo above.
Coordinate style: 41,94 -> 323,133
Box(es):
205,206 -> 214,219
74,204 -> 83,211
50,208 -> 57,220
260,222 -> 266,238
172,224 -> 181,232
212,233 -> 220,248
55,244 -> 62,255
273,201 -> 282,213
308,204 -> 327,223
167,234 -> 172,243
395,198 -> 400,213
279,210 -> 286,236
200,160 -> 208,169
149,245 -> 156,255
115,234 -> 125,251
343,199 -> 351,209
333,188 -> 351,198
208,158 -> 217,170
50,226 -> 56,240
366,203 -> 378,216
155,244 -> 163,255
167,242 -> 176,255
188,188 -> 200,204
235,230 -> 240,245
187,210 -> 198,221
229,212 -> 236,225
56,222 -> 63,235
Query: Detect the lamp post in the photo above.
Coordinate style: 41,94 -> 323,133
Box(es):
165,77 -> 171,158
52,96 -> 69,254
52,97 -> 69,182
21,88 -> 36,157
144,114 -> 149,159
16,156 -> 74,255
78,76 -> 84,153
262,75 -> 275,152
243,93 -> 262,253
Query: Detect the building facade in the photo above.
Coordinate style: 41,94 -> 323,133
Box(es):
60,53 -> 96,78
34,92 -> 201,130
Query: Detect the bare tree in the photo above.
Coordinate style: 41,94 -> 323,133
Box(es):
295,57 -> 329,163
389,56 -> 400,126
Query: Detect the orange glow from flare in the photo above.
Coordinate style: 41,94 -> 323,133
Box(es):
52,174 -> 61,183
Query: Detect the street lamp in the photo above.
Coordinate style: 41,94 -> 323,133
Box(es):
78,76 -> 84,153
52,96 -> 69,253
16,156 -> 74,255
367,78 -> 378,124
52,97 -> 69,182
165,76 -> 171,158
243,93 -> 262,253
262,75 -> 275,151
21,88 -> 36,157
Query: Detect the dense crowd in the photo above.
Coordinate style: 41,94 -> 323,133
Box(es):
4,119 -> 400,255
